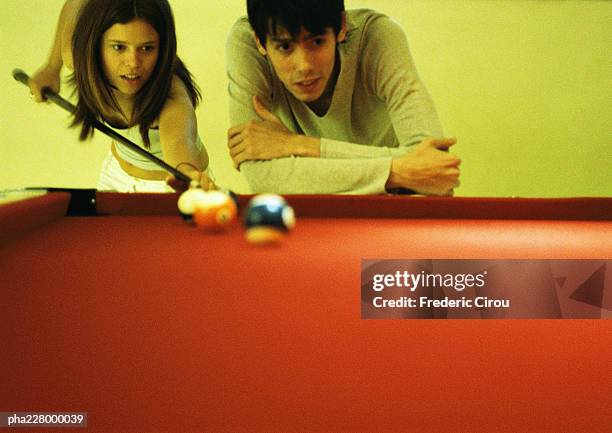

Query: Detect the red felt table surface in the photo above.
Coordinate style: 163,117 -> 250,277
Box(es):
1,193 -> 611,433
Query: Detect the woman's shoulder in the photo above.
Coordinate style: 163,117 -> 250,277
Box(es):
168,74 -> 193,103
154,74 -> 196,124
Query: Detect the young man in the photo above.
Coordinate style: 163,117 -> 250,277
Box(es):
226,0 -> 460,194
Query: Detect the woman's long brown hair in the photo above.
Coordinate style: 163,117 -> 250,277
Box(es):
71,0 -> 201,148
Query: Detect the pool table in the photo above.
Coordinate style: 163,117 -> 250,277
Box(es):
1,191 -> 611,432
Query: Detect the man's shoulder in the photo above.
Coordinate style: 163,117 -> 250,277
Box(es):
346,9 -> 396,33
227,16 -> 252,42
347,9 -> 386,23
345,9 -> 406,54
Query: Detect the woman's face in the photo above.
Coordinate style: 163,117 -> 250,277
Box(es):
100,18 -> 160,99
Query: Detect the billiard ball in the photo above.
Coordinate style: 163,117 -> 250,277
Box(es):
220,189 -> 240,211
193,191 -> 238,231
244,194 -> 295,244
177,187 -> 209,221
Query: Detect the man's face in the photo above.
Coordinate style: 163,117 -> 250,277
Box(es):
257,22 -> 346,104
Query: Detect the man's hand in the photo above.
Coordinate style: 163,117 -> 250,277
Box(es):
28,65 -> 61,102
227,96 -> 305,168
386,137 -> 461,196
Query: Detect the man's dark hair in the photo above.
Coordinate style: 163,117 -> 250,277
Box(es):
247,0 -> 345,44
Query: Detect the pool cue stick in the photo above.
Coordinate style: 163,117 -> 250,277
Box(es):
12,68 -> 193,184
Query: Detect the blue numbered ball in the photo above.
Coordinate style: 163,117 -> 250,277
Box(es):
244,194 -> 295,244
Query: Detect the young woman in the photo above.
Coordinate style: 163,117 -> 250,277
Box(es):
28,0 -> 213,192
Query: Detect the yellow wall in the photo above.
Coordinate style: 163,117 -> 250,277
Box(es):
1,0 -> 610,196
